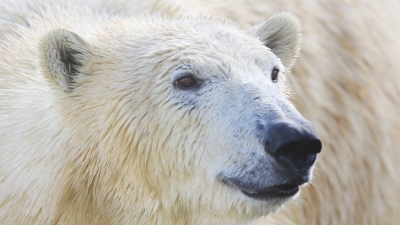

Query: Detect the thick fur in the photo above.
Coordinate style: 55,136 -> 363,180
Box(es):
2,0 -> 400,224
0,1 -> 317,225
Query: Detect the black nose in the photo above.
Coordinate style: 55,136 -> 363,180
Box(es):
265,122 -> 322,171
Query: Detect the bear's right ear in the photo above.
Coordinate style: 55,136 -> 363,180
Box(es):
249,12 -> 301,70
40,29 -> 91,92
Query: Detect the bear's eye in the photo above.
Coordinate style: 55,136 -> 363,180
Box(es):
271,67 -> 279,82
175,75 -> 199,90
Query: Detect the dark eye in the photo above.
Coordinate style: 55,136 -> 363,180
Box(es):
271,67 -> 279,82
175,75 -> 199,89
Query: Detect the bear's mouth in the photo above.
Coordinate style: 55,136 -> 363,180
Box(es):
219,175 -> 308,201
241,183 -> 299,200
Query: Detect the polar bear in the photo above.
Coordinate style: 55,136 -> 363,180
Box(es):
130,1 -> 400,225
0,1 -> 322,225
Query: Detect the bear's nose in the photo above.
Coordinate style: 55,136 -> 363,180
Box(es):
265,122 -> 322,172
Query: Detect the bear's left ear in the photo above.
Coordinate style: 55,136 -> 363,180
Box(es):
40,29 -> 91,92
249,12 -> 301,70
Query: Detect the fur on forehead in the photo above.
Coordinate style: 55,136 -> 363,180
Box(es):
91,14 -> 280,70
93,14 -> 267,50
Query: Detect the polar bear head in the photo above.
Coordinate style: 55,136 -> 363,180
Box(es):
40,13 -> 321,225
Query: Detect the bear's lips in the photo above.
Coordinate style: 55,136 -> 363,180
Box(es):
241,184 -> 299,200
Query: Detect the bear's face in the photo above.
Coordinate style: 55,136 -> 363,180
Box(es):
40,14 -> 321,224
